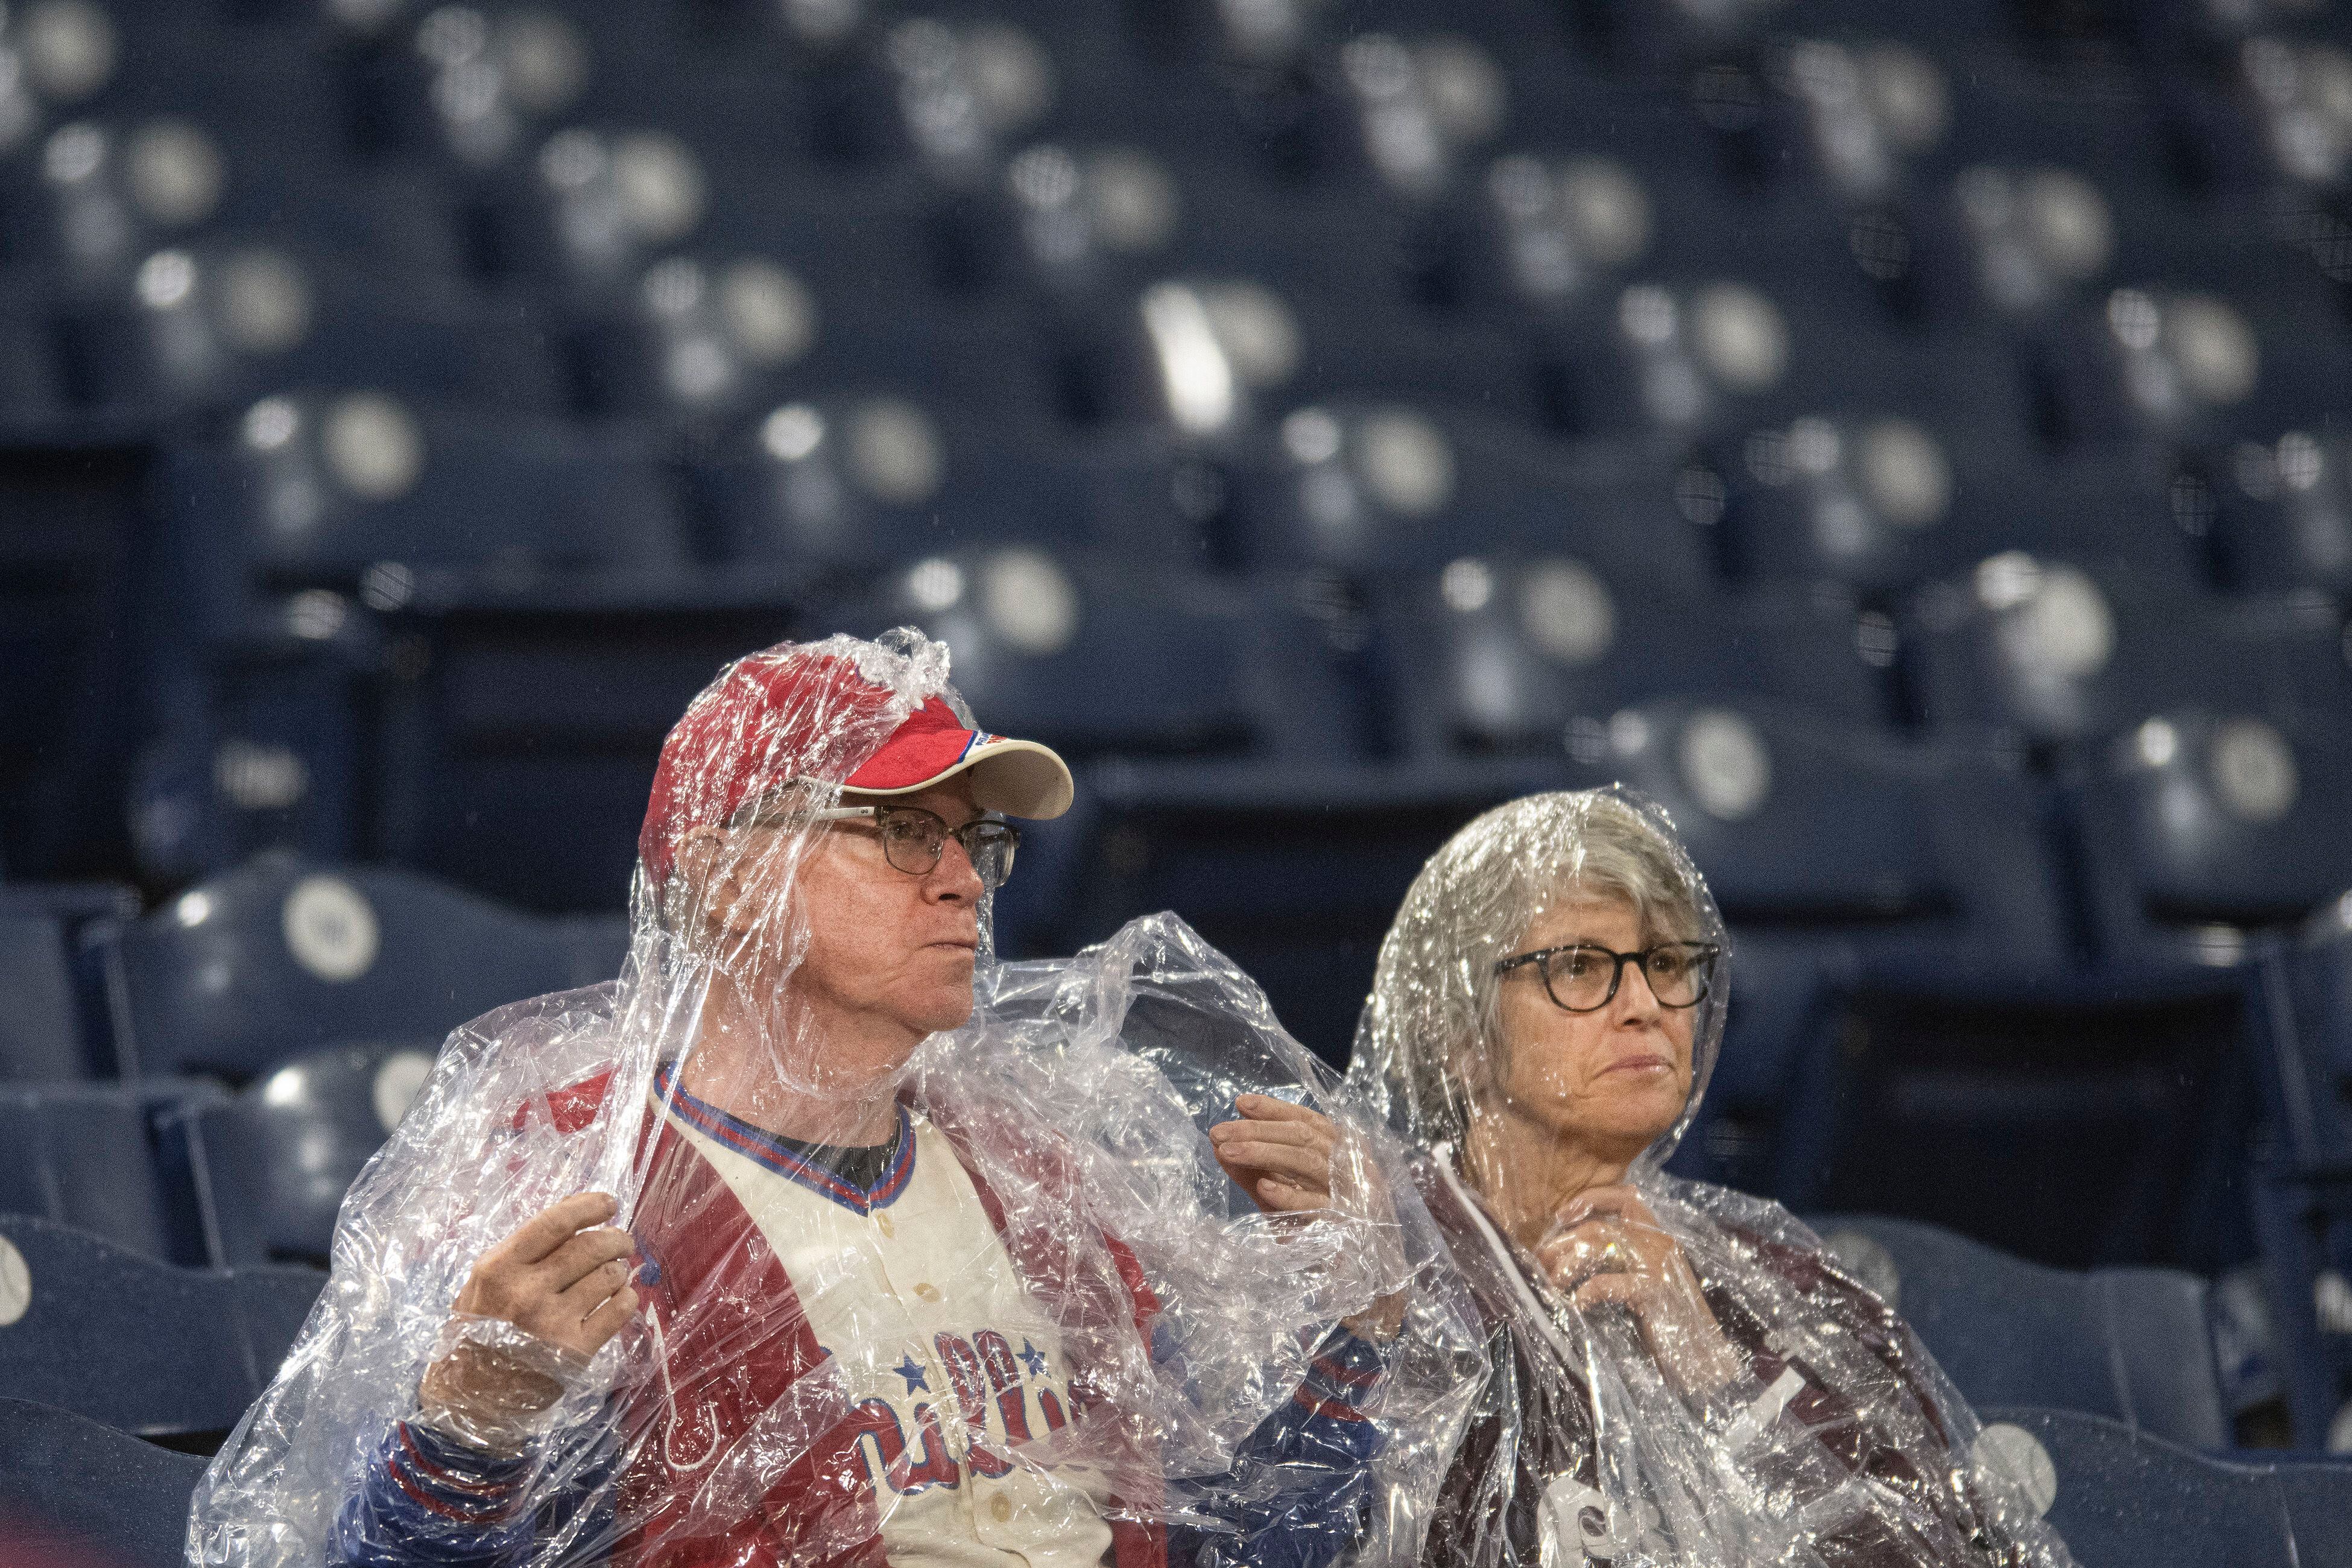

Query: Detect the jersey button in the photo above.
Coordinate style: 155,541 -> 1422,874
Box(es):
874,1212 -> 894,1238
914,1282 -> 942,1303
990,1494 -> 1013,1523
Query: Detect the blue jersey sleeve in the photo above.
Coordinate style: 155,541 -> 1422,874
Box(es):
1168,1327 -> 1390,1568
333,1413 -> 621,1568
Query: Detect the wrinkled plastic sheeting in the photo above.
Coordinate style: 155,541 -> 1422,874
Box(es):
1349,786 -> 2078,1567
189,628 -> 1484,1568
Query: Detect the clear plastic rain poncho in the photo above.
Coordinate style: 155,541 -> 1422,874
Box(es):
1345,789 -> 2077,1568
190,630 -> 1486,1568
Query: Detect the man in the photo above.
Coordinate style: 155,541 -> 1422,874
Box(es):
331,639 -> 1396,1568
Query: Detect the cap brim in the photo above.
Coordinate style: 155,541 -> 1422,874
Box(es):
846,737 -> 1075,820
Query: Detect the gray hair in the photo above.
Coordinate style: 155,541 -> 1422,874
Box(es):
1346,788 -> 1728,1165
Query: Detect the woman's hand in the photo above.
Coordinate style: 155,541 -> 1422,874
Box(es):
1537,1185 -> 1744,1395
1209,1095 -> 1406,1339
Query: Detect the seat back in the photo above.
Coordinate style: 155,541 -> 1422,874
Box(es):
0,1398 -> 208,1568
1974,1406 -> 2352,1567
0,1080 -> 224,1262
0,883 -> 138,1081
107,852 -> 623,1081
1904,558 -> 2349,748
175,1041 -> 439,1266
1561,698 -> 2070,970
1814,1214 -> 2228,1449
0,1215 -> 324,1437
2074,711 -> 2352,965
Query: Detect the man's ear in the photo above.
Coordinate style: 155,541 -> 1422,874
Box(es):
668,826 -> 730,933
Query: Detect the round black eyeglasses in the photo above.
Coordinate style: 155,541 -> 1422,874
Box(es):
1492,942 -> 1722,1013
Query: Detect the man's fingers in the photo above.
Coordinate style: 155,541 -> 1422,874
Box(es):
1572,1272 -> 1643,1312
551,1256 -> 635,1323
581,1286 -> 640,1348
534,1227 -> 638,1292
486,1192 -> 620,1269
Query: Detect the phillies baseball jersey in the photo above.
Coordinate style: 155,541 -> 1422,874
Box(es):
335,1062 -> 1389,1568
651,1067 -> 1116,1568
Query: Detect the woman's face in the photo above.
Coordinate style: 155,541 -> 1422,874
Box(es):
1482,894 -> 1699,1162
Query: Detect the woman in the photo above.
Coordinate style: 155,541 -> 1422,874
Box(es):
1349,788 -> 2072,1568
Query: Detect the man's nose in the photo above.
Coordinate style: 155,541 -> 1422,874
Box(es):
926,835 -> 985,902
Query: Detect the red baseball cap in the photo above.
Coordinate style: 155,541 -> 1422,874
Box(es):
640,644 -> 1073,887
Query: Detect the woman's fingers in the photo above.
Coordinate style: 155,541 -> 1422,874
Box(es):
1213,1139 -> 1334,1184
1230,1093 -> 1324,1125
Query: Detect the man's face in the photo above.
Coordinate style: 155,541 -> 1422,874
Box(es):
777,774 -> 988,1047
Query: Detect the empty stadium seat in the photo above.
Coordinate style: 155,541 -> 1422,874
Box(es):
698,400 -> 1200,574
0,1079 -> 223,1262
2072,710 -> 2352,967
101,850 -> 626,1081
0,1397 -> 207,1568
166,1040 -> 437,1267
0,880 -> 133,1079
2242,905 -> 2352,1447
1569,698 -> 2073,970
1973,1406 -> 2352,1566
1812,1213 -> 2229,1447
1375,571 -> 1892,756
829,548 -> 1265,760
0,1214 -> 321,1438
1224,403 -> 1718,578
63,251 -> 562,417
1708,429 -> 2199,599
1902,556 -> 2350,747
2202,426 -> 2352,600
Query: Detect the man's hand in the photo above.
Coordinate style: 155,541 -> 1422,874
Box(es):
1209,1095 -> 1405,1339
1536,1184 -> 1743,1396
419,1192 -> 642,1437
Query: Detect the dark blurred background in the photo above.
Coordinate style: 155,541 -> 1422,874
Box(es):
6,0 -> 2352,1460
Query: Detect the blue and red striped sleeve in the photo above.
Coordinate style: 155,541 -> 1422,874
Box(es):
1171,1326 -> 1391,1568
333,1420 -> 540,1568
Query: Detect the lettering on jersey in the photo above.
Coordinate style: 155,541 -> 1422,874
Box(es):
847,1398 -> 960,1494
850,1330 -> 1076,1495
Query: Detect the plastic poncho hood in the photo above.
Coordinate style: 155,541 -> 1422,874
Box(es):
1348,786 -> 2076,1568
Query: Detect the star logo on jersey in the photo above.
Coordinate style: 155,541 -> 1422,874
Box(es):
1017,1339 -> 1048,1378
894,1354 -> 930,1394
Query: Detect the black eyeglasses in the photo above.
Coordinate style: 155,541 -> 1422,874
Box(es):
1493,941 -> 1721,1013
806,803 -> 1020,890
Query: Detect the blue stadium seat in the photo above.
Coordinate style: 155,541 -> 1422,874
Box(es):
697,400 -> 1200,574
165,1041 -> 434,1267
0,1214 -> 322,1438
1712,440 -> 2205,598
1225,403 -> 1719,578
1902,557 -> 2350,747
101,851 -> 625,1082
1374,571 -> 1891,757
2072,711 -> 2352,967
0,1397 -> 207,1568
2025,284 -> 2352,454
0,1080 -> 223,1262
831,548 -> 1262,760
1557,697 -> 2072,973
1811,1213 -> 2230,1448
1973,1406 -> 2352,1567
2242,905 -> 2352,1447
0,286 -> 68,425
66,252 -> 562,417
2202,427 -> 2352,600
0,880 -> 134,1079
